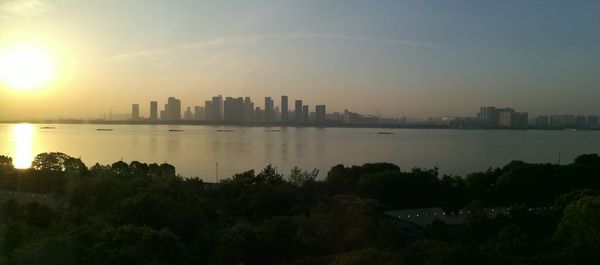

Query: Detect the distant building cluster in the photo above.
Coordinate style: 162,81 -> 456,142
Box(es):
120,101 -> 600,129
125,95 -> 400,125
534,115 -> 599,128
479,106 -> 529,128
437,106 -> 600,129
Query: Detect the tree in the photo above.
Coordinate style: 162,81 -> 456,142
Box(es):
288,167 -> 318,187
31,152 -> 83,172
554,196 -> 600,261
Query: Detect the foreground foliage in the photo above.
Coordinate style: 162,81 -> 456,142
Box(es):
1,153 -> 600,264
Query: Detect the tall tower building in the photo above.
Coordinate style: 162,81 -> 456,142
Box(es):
150,101 -> 158,120
167,97 -> 181,120
281,96 -> 288,122
316,105 -> 326,122
302,105 -> 309,122
295,100 -> 303,122
212,96 -> 223,121
204,101 -> 213,121
194,106 -> 204,120
131,104 -> 140,120
244,97 -> 254,122
264,97 -> 274,122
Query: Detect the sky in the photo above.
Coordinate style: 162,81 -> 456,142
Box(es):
0,0 -> 599,119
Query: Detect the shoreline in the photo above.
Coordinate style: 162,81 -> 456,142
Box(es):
1,119 -> 600,131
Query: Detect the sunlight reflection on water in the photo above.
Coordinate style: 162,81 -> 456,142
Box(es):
12,123 -> 34,169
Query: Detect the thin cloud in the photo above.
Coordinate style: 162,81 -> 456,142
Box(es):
279,33 -> 436,48
0,0 -> 71,18
106,33 -> 435,62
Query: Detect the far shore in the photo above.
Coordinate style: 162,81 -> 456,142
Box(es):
1,119 -> 600,131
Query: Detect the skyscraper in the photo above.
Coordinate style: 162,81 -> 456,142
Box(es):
316,105 -> 326,122
150,101 -> 158,120
224,97 -> 244,122
212,96 -> 223,121
302,105 -> 309,122
204,101 -> 213,121
194,106 -> 204,120
167,97 -> 181,120
264,97 -> 274,122
295,100 -> 303,122
184,106 -> 193,120
281,96 -> 288,122
244,97 -> 254,122
131,104 -> 140,120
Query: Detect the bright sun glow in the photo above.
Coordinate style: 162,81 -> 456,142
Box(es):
0,44 -> 57,91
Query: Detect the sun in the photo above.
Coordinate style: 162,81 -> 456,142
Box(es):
0,44 -> 57,91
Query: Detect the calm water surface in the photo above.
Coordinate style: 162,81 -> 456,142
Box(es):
1,123 -> 599,181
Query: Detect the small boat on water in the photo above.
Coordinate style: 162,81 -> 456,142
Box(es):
217,129 -> 235,132
169,129 -> 184,132
97,128 -> 113,131
377,132 -> 394,135
264,129 -> 281,132
40,126 -> 56,129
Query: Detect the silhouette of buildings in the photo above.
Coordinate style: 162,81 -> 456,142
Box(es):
194,106 -> 204,120
316,105 -> 326,122
550,115 -> 576,127
343,109 -> 379,124
264,97 -> 274,122
534,116 -> 549,126
204,101 -> 213,121
295,100 -> 303,122
163,97 -> 182,121
244,97 -> 254,122
281,96 -> 288,122
224,97 -> 244,122
479,106 -> 528,128
150,101 -> 158,120
588,116 -> 599,126
302,105 -> 309,122
211,96 -> 223,121
184,106 -> 193,120
131,104 -> 140,120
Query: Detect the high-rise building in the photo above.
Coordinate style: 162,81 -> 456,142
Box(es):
588,116 -> 599,126
150,101 -> 158,120
211,96 -> 223,121
550,115 -> 576,127
576,115 -> 587,126
255,107 -> 264,122
264,97 -> 274,122
224,97 -> 244,122
184,106 -> 193,120
194,106 -> 204,120
498,109 -> 515,127
281,96 -> 288,122
244,97 -> 254,122
535,116 -> 549,127
275,106 -> 281,121
204,101 -> 213,121
316,105 -> 326,122
295,100 -> 303,122
479,106 -> 498,126
302,105 -> 309,122
131,104 -> 140,120
165,97 -> 181,120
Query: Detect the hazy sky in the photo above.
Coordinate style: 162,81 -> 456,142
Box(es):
0,0 -> 599,119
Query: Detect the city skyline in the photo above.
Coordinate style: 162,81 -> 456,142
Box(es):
1,1 -> 600,120
110,94 -> 600,129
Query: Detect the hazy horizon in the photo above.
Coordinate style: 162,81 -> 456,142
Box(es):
1,0 -> 599,119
